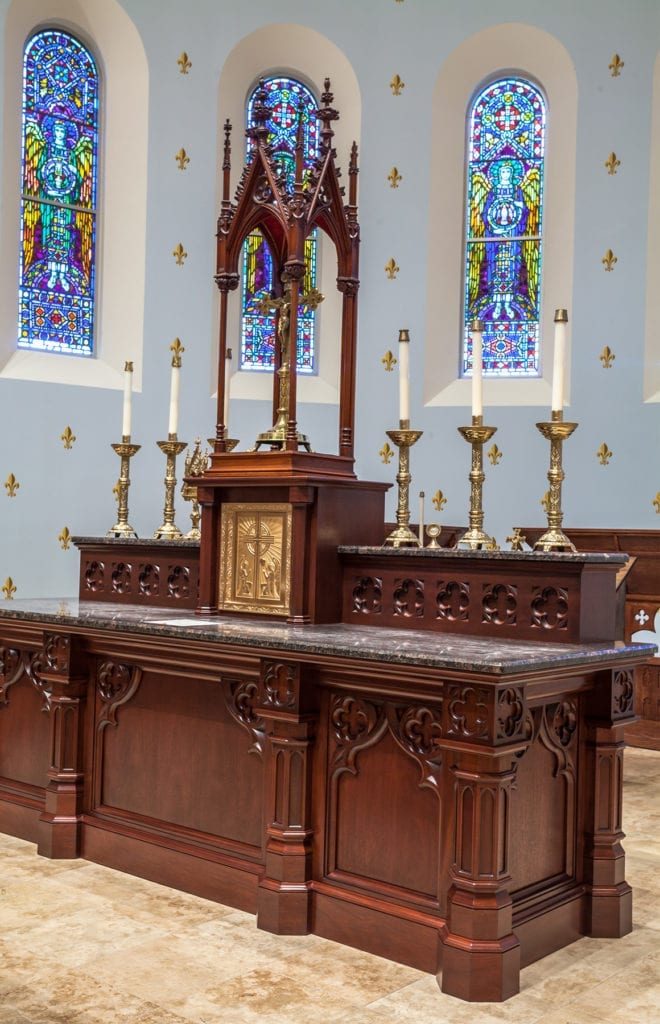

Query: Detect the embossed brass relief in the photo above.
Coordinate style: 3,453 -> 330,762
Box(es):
219,504 -> 292,616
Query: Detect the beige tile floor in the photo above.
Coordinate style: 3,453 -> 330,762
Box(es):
0,746 -> 659,1024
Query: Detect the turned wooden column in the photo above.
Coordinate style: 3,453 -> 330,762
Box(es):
30,632 -> 88,859
196,484 -> 220,614
256,658 -> 317,934
582,666 -> 637,937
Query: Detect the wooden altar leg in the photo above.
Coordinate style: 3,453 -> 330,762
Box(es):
440,750 -> 520,1002
36,633 -> 88,859
256,660 -> 316,934
583,668 -> 635,938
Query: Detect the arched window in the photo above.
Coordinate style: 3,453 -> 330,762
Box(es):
18,29 -> 99,357
463,77 -> 546,377
241,76 -> 319,374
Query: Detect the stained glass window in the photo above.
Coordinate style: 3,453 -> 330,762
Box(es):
241,76 -> 320,373
18,30 -> 99,357
463,78 -> 546,377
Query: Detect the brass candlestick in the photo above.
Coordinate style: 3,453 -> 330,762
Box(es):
383,420 -> 423,547
534,410 -> 578,552
107,437 -> 141,538
153,435 -> 188,540
457,416 -> 497,550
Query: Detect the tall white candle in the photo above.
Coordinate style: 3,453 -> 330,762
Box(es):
551,309 -> 568,412
471,320 -> 484,419
398,329 -> 410,422
122,360 -> 133,437
168,339 -> 184,436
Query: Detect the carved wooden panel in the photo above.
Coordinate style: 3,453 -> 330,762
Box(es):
77,542 -> 200,609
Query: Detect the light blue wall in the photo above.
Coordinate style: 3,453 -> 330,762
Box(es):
1,0 -> 659,598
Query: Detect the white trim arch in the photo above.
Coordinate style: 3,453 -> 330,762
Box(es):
424,23 -> 577,408
0,0 -> 148,393
216,23 -> 361,408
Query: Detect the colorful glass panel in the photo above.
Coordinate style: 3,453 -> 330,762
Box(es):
463,78 -> 546,376
241,77 -> 319,374
18,30 -> 99,357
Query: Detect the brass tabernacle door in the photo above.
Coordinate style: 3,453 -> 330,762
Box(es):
219,503 -> 292,615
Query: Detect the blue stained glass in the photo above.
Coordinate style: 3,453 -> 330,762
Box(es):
463,78 -> 546,377
241,77 -> 320,374
18,30 -> 99,356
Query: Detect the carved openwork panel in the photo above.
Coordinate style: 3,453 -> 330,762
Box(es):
387,703 -> 443,792
138,563 -> 160,597
496,686 -> 527,742
531,586 -> 569,631
330,695 -> 386,772
0,647 -> 23,705
482,583 -> 517,626
436,580 -> 469,622
551,700 -> 578,748
393,578 -> 424,618
83,560 -> 105,593
97,660 -> 142,728
611,669 -> 635,719
446,684 -> 491,741
167,564 -> 190,600
353,576 -> 382,615
111,562 -> 132,595
223,678 -> 266,758
261,660 -> 299,711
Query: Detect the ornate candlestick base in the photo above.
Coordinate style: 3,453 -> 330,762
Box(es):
383,421 -> 423,548
534,412 -> 578,552
457,417 -> 497,550
107,437 -> 141,538
154,436 -> 188,540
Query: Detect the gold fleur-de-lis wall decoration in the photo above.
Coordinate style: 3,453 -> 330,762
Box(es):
172,243 -> 188,265
602,249 -> 617,271
177,51 -> 192,74
596,442 -> 613,465
2,577 -> 16,600
609,54 -> 624,77
600,345 -> 616,368
541,490 -> 550,512
487,444 -> 502,466
387,167 -> 402,188
3,473 -> 19,497
175,148 -> 190,170
604,152 -> 621,175
389,74 -> 405,96
58,527 -> 72,550
384,258 -> 399,280
432,490 -> 447,512
379,442 -> 394,464
61,426 -> 76,449
653,492 -> 660,513
381,350 -> 397,371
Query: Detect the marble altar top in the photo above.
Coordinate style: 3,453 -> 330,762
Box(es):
0,599 -> 654,677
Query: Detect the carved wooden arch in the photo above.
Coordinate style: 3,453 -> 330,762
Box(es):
214,77 -> 360,460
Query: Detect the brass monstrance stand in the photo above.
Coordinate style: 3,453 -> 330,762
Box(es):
251,279 -> 323,452
457,416 -> 497,550
383,420 -> 424,547
533,410 -> 578,552
107,437 -> 140,538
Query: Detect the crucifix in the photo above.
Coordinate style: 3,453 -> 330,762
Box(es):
250,275 -> 324,452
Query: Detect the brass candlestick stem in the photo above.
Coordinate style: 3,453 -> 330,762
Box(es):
457,416 -> 497,550
107,437 -> 141,538
383,421 -> 423,547
154,436 -> 188,540
534,410 -> 578,552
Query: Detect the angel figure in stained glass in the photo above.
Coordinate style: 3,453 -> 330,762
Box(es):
467,157 -> 541,325
23,111 -> 94,294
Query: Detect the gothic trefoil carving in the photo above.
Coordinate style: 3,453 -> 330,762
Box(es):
446,684 -> 490,741
611,669 -> 635,719
97,660 -> 142,728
